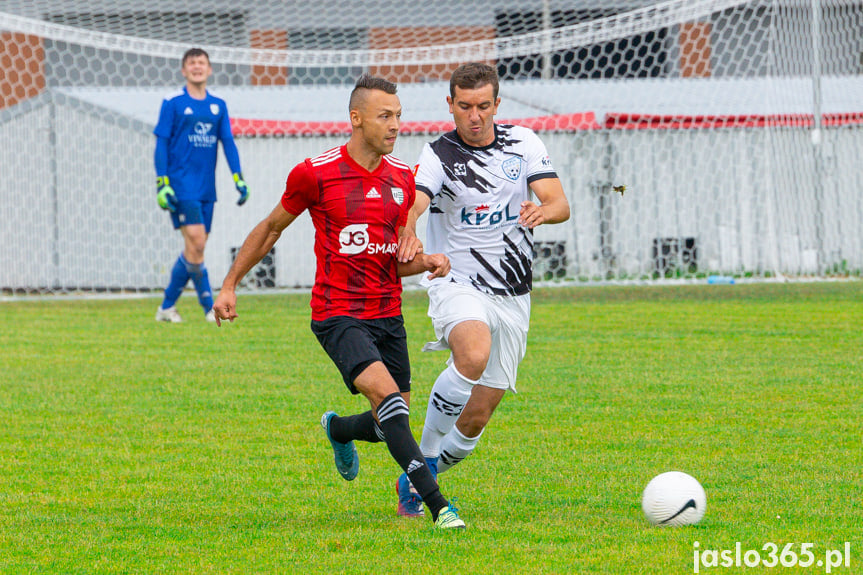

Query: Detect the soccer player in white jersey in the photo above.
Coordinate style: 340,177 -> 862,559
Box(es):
394,62 -> 570,517
153,48 -> 249,323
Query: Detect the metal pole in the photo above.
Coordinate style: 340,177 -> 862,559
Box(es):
811,0 -> 826,272
49,91 -> 60,291
541,0 -> 552,79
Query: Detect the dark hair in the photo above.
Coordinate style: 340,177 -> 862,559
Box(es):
349,74 -> 398,111
182,48 -> 210,66
450,62 -> 499,100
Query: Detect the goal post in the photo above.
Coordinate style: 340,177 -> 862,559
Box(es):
1,0 -> 861,295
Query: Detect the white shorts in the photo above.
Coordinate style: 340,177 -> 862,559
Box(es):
422,282 -> 531,392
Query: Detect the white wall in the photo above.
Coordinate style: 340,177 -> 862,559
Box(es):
1,93 -> 861,292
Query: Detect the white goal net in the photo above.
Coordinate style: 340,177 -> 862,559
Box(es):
1,0 -> 861,294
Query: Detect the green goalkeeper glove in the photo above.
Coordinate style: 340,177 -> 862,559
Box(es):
233,173 -> 249,206
156,176 -> 178,212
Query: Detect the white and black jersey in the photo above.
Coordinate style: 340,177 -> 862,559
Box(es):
415,124 -> 558,296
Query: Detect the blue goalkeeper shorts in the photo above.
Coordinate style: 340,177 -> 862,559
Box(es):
170,200 -> 215,233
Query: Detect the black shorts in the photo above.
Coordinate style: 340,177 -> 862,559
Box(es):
310,315 -> 411,395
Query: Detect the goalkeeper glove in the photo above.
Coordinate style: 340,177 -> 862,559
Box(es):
156,176 -> 178,212
233,173 -> 249,206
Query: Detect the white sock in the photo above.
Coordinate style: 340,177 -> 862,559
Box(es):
419,364 -> 476,459
438,425 -> 484,473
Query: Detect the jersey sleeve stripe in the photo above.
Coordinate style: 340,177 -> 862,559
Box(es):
416,183 -> 434,198
526,172 -> 558,184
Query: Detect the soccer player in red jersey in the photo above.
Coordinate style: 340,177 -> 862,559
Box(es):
212,75 -> 465,530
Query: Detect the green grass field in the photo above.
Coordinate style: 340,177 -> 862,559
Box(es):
1,281 -> 861,574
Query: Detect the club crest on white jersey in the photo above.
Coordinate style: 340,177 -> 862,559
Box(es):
502,156 -> 521,181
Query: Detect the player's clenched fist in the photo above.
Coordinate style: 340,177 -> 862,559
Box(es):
211,290 -> 238,327
421,252 -> 450,280
518,200 -> 546,229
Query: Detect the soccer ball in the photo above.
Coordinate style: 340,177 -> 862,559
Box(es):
641,471 -> 706,526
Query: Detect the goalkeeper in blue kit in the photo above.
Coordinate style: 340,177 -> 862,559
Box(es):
154,48 -> 249,323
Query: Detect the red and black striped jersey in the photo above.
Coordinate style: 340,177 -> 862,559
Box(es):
281,145 -> 416,321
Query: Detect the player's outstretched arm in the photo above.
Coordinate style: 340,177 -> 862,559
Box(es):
520,177 -> 570,229
397,252 -> 450,279
213,203 -> 297,326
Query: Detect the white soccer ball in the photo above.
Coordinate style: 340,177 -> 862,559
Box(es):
641,471 -> 707,526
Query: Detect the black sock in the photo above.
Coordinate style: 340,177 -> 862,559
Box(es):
377,392 -> 448,521
329,411 -> 384,444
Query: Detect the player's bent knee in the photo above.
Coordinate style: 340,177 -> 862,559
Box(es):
452,349 -> 489,380
353,362 -> 401,406
455,362 -> 487,382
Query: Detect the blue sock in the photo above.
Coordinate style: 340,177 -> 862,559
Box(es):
185,259 -> 214,313
161,254 -> 190,309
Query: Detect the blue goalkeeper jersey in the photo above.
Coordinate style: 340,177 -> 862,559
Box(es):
153,87 -> 241,202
